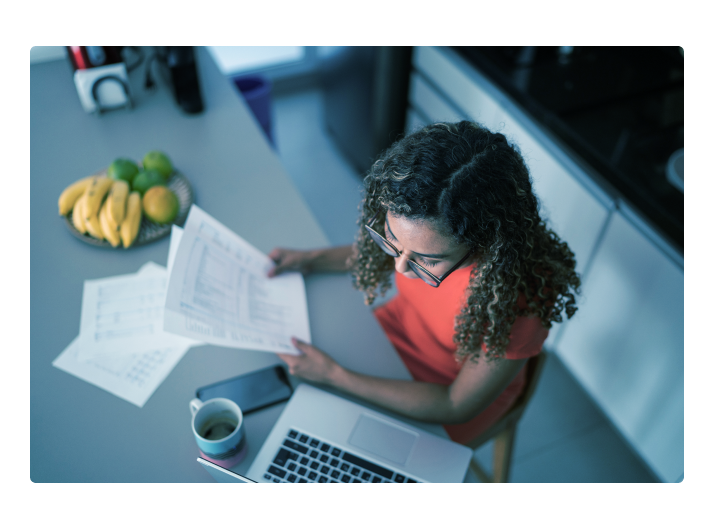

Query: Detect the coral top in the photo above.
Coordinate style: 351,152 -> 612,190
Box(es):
373,264 -> 548,444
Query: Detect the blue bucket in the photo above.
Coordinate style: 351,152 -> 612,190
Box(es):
232,75 -> 274,147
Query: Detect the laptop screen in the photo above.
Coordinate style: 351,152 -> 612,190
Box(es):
197,458 -> 257,483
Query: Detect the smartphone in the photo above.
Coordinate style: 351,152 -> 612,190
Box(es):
195,365 -> 293,415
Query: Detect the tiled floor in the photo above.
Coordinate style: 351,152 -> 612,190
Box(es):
269,84 -> 659,483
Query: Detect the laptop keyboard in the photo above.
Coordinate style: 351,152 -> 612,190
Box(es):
262,429 -> 417,483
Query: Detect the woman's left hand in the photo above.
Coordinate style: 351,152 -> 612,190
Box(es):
277,338 -> 341,385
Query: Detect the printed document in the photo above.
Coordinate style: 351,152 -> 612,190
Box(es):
54,261 -> 196,407
77,261 -> 198,360
164,205 -> 309,354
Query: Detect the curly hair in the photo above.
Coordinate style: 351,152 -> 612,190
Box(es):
350,121 -> 581,363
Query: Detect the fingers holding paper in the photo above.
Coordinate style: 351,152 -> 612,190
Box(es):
267,248 -> 313,277
277,338 -> 342,385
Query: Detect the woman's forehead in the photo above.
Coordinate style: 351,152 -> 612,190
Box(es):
386,212 -> 459,256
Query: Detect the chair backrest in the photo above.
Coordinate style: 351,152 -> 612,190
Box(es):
466,350 -> 547,450
513,350 -> 547,413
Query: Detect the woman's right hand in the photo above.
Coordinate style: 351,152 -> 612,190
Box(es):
267,248 -> 315,277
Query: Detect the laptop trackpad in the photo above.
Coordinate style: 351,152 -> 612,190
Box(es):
348,414 -> 418,466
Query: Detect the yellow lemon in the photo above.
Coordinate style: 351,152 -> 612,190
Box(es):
142,186 -> 179,224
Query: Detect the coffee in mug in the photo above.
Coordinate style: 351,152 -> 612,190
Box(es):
199,411 -> 239,441
190,397 -> 247,468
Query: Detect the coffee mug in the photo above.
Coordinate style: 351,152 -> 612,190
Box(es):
190,397 -> 247,468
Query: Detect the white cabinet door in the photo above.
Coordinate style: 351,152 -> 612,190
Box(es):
408,72 -> 466,124
557,209 -> 684,482
405,107 -> 429,135
413,47 -> 502,130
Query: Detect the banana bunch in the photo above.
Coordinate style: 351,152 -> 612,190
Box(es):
58,175 -> 142,248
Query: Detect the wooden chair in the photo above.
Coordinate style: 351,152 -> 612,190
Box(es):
465,350 -> 547,483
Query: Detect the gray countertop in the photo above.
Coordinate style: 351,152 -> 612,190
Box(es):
30,47 -> 445,482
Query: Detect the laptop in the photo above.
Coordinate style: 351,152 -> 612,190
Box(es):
199,383 -> 473,483
198,457 -> 257,483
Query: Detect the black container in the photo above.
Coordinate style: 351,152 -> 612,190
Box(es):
155,46 -> 204,114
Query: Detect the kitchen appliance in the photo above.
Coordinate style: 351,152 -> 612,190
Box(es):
67,46 -> 132,114
153,46 -> 204,114
319,47 -> 412,174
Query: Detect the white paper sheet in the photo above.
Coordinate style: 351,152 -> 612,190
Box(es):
164,205 -> 309,354
77,262 -> 198,359
53,336 -> 191,408
52,262 -> 199,407
167,225 -> 183,275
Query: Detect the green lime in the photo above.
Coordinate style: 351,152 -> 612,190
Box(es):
143,151 -> 173,179
107,158 -> 139,185
132,169 -> 168,195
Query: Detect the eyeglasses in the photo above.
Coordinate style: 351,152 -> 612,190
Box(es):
364,209 -> 472,287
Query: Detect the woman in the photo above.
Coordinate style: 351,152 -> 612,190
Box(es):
267,121 -> 581,444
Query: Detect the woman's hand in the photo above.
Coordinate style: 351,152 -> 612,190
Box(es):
267,248 -> 315,277
277,338 -> 342,385
267,245 -> 355,277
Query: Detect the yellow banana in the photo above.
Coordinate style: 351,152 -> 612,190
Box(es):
72,193 -> 88,234
120,192 -> 142,248
105,209 -> 119,233
105,179 -> 129,226
85,207 -> 105,240
58,176 -> 94,216
99,203 -> 121,247
83,176 -> 114,219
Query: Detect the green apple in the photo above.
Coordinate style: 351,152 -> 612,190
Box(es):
107,158 -> 139,185
142,151 -> 173,179
132,169 -> 168,195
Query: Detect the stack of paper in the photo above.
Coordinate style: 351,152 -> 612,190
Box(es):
53,205 -> 312,407
53,230 -> 201,407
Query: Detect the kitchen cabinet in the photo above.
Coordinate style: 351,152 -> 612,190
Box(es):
413,47 -> 503,130
557,208 -> 683,483
408,73 -> 464,124
408,46 -> 684,481
405,107 -> 428,135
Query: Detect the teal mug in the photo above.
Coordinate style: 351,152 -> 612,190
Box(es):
190,397 -> 247,468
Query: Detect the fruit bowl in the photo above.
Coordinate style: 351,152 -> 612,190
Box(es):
64,169 -> 194,248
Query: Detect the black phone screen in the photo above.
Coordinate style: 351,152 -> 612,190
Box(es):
196,365 -> 293,414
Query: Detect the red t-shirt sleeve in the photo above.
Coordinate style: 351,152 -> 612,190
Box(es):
500,315 -> 548,360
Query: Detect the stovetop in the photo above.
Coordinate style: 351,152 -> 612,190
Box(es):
453,46 -> 683,253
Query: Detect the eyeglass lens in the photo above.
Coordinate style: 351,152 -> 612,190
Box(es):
366,227 -> 439,286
